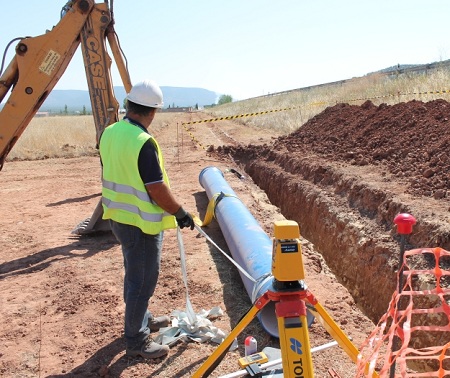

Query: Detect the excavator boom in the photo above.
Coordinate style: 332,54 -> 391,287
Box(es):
0,0 -> 132,234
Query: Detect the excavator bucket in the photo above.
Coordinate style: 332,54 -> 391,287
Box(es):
71,199 -> 111,235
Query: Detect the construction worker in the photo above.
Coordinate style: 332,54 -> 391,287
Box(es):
99,79 -> 195,359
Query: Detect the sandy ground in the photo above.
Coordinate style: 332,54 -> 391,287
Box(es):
1,105 -> 442,378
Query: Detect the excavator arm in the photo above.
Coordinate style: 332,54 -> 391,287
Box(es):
0,0 -> 132,234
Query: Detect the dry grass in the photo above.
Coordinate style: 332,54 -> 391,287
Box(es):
5,113 -> 178,162
7,115 -> 98,162
7,68 -> 450,162
207,68 -> 450,134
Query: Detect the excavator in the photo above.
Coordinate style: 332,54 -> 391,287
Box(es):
0,0 -> 132,234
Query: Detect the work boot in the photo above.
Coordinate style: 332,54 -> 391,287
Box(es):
148,315 -> 170,332
126,337 -> 169,359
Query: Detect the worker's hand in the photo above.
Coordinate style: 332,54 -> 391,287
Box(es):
174,207 -> 195,230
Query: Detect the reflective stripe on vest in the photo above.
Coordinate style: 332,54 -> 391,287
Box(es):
102,179 -> 173,220
103,179 -> 151,203
102,198 -> 166,222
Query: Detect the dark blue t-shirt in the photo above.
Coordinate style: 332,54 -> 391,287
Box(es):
125,117 -> 163,185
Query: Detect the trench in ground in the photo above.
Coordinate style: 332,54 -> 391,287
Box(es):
232,149 -> 450,332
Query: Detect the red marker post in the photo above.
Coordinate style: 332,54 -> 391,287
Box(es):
390,213 -> 416,378
393,213 -> 416,293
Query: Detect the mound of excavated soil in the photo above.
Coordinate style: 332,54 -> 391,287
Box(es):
223,99 -> 450,322
277,99 -> 450,199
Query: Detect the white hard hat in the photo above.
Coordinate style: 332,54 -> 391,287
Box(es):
126,80 -> 164,109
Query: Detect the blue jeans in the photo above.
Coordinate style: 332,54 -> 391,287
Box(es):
110,220 -> 163,348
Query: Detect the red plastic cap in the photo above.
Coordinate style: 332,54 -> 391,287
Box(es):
394,213 -> 416,234
245,336 -> 255,346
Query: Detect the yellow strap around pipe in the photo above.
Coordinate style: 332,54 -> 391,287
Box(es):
193,192 -> 237,227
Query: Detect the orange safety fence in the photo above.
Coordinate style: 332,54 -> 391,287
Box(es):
355,247 -> 450,377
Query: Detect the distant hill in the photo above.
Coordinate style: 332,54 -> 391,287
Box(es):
0,86 -> 219,113
371,64 -> 422,74
369,59 -> 450,75
43,86 -> 219,112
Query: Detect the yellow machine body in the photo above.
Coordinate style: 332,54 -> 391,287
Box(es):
272,220 -> 305,282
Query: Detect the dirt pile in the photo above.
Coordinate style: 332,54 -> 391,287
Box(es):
223,99 -> 450,322
263,99 -> 450,198
288,99 -> 450,199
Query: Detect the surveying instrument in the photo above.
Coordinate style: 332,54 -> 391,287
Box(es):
193,220 -> 378,377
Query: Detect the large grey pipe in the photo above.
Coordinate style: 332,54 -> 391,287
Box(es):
199,166 -> 313,337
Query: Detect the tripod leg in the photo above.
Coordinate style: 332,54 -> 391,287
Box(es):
193,298 -> 268,378
310,300 -> 359,362
307,298 -> 380,377
277,299 -> 314,378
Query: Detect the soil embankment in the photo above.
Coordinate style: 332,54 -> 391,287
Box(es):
224,99 -> 450,322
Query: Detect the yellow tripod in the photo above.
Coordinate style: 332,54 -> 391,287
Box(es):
193,220 -> 378,378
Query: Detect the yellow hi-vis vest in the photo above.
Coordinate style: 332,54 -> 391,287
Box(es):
99,119 -> 177,234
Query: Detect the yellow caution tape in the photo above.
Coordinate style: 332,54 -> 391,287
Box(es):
179,87 -> 450,150
184,127 -> 208,151
181,106 -> 300,126
183,87 -> 450,128
346,88 -> 450,103
181,86 -> 450,129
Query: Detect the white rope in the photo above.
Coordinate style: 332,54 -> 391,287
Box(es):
154,227 -> 234,348
194,224 -> 257,284
177,227 -> 196,325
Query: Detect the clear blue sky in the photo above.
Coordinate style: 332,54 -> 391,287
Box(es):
1,1 -> 449,100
